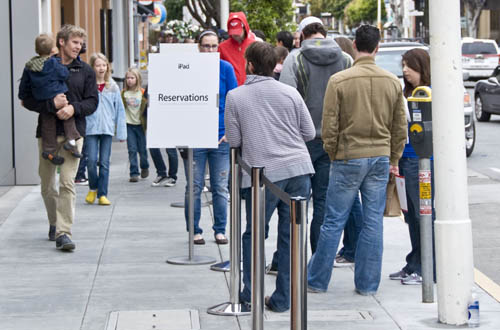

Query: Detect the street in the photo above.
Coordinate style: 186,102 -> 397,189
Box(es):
466,85 -> 500,287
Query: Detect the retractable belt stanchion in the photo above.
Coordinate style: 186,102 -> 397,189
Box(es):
208,154 -> 310,329
167,148 -> 216,265
290,197 -> 308,330
251,167 -> 265,330
207,148 -> 250,315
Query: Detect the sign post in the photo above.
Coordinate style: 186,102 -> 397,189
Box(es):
148,49 -> 219,265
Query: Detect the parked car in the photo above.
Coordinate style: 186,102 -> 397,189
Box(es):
474,65 -> 500,122
462,38 -> 500,79
376,42 -> 476,157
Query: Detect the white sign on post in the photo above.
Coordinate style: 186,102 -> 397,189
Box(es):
147,50 -> 220,148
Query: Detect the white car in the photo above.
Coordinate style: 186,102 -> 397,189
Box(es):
462,38 -> 500,79
375,42 -> 476,157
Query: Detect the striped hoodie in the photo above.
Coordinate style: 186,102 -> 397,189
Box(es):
225,75 -> 316,188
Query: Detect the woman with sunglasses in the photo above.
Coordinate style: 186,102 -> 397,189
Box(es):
182,30 -> 238,245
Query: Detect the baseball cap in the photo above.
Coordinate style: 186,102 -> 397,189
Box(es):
297,16 -> 323,33
228,18 -> 244,36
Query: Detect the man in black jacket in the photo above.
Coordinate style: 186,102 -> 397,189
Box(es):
22,25 -> 98,251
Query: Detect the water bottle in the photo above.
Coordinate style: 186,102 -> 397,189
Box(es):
468,290 -> 480,328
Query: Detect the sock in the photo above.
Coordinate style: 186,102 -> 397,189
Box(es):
68,139 -> 76,146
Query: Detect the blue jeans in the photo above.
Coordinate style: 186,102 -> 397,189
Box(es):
308,157 -> 389,294
306,139 -> 331,254
183,142 -> 229,235
75,139 -> 87,180
241,174 -> 311,312
86,135 -> 112,198
338,194 -> 364,261
149,148 -> 178,180
399,157 -> 436,276
126,124 -> 149,176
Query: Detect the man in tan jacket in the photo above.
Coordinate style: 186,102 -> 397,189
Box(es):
307,25 -> 407,295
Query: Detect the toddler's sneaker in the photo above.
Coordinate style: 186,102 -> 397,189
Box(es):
63,141 -> 82,158
42,151 -> 65,165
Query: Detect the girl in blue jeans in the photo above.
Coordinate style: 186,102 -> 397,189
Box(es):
85,53 -> 127,205
122,67 -> 149,182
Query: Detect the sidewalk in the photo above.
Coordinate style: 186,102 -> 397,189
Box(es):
0,142 -> 499,330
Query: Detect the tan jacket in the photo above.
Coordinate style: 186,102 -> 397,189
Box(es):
322,56 -> 407,165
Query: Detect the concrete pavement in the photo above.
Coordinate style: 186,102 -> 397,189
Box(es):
0,142 -> 499,330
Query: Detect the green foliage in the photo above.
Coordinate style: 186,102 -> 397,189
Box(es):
307,0 -> 325,17
164,0 -> 184,21
306,0 -> 352,19
230,0 -> 295,42
344,0 -> 386,27
329,0 -> 352,19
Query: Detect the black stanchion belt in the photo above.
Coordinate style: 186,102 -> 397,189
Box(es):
236,154 -> 292,207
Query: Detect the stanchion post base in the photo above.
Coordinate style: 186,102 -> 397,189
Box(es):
166,255 -> 217,265
170,201 -> 211,208
210,260 -> 230,272
207,302 -> 251,316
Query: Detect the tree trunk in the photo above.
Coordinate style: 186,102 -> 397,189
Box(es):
463,0 -> 486,38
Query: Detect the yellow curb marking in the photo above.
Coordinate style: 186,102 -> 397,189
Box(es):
474,268 -> 500,303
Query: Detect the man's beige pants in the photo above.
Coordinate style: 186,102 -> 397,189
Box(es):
38,137 -> 83,239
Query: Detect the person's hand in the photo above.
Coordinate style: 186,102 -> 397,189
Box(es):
218,135 -> 227,144
56,104 -> 75,120
53,94 -> 68,109
389,165 -> 399,176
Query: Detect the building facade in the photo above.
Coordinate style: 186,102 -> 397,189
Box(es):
1,0 -> 136,185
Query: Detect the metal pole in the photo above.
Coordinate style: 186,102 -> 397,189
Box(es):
429,0 -> 474,325
167,148 -> 216,265
132,1 -> 139,65
377,0 -> 382,33
220,0 -> 229,30
188,148 -> 194,260
251,167 -> 265,330
419,158 -> 434,303
230,150 -> 242,305
290,198 -> 308,330
207,149 -> 250,315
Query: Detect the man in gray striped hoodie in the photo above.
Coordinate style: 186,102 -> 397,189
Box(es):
225,41 -> 315,312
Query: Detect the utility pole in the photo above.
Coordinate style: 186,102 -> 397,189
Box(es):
429,0 -> 474,326
220,0 -> 229,29
377,0 -> 382,34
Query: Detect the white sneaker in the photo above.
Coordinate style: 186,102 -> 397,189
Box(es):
151,176 -> 168,187
401,273 -> 422,285
163,177 -> 176,187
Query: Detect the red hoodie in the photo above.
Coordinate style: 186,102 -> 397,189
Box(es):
218,12 -> 255,86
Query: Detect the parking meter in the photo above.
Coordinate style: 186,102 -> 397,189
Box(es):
408,86 -> 432,158
407,86 -> 434,303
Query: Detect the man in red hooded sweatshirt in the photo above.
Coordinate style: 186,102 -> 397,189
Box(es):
218,12 -> 255,86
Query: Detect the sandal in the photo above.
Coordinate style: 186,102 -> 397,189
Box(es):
193,234 -> 205,245
215,233 -> 228,245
